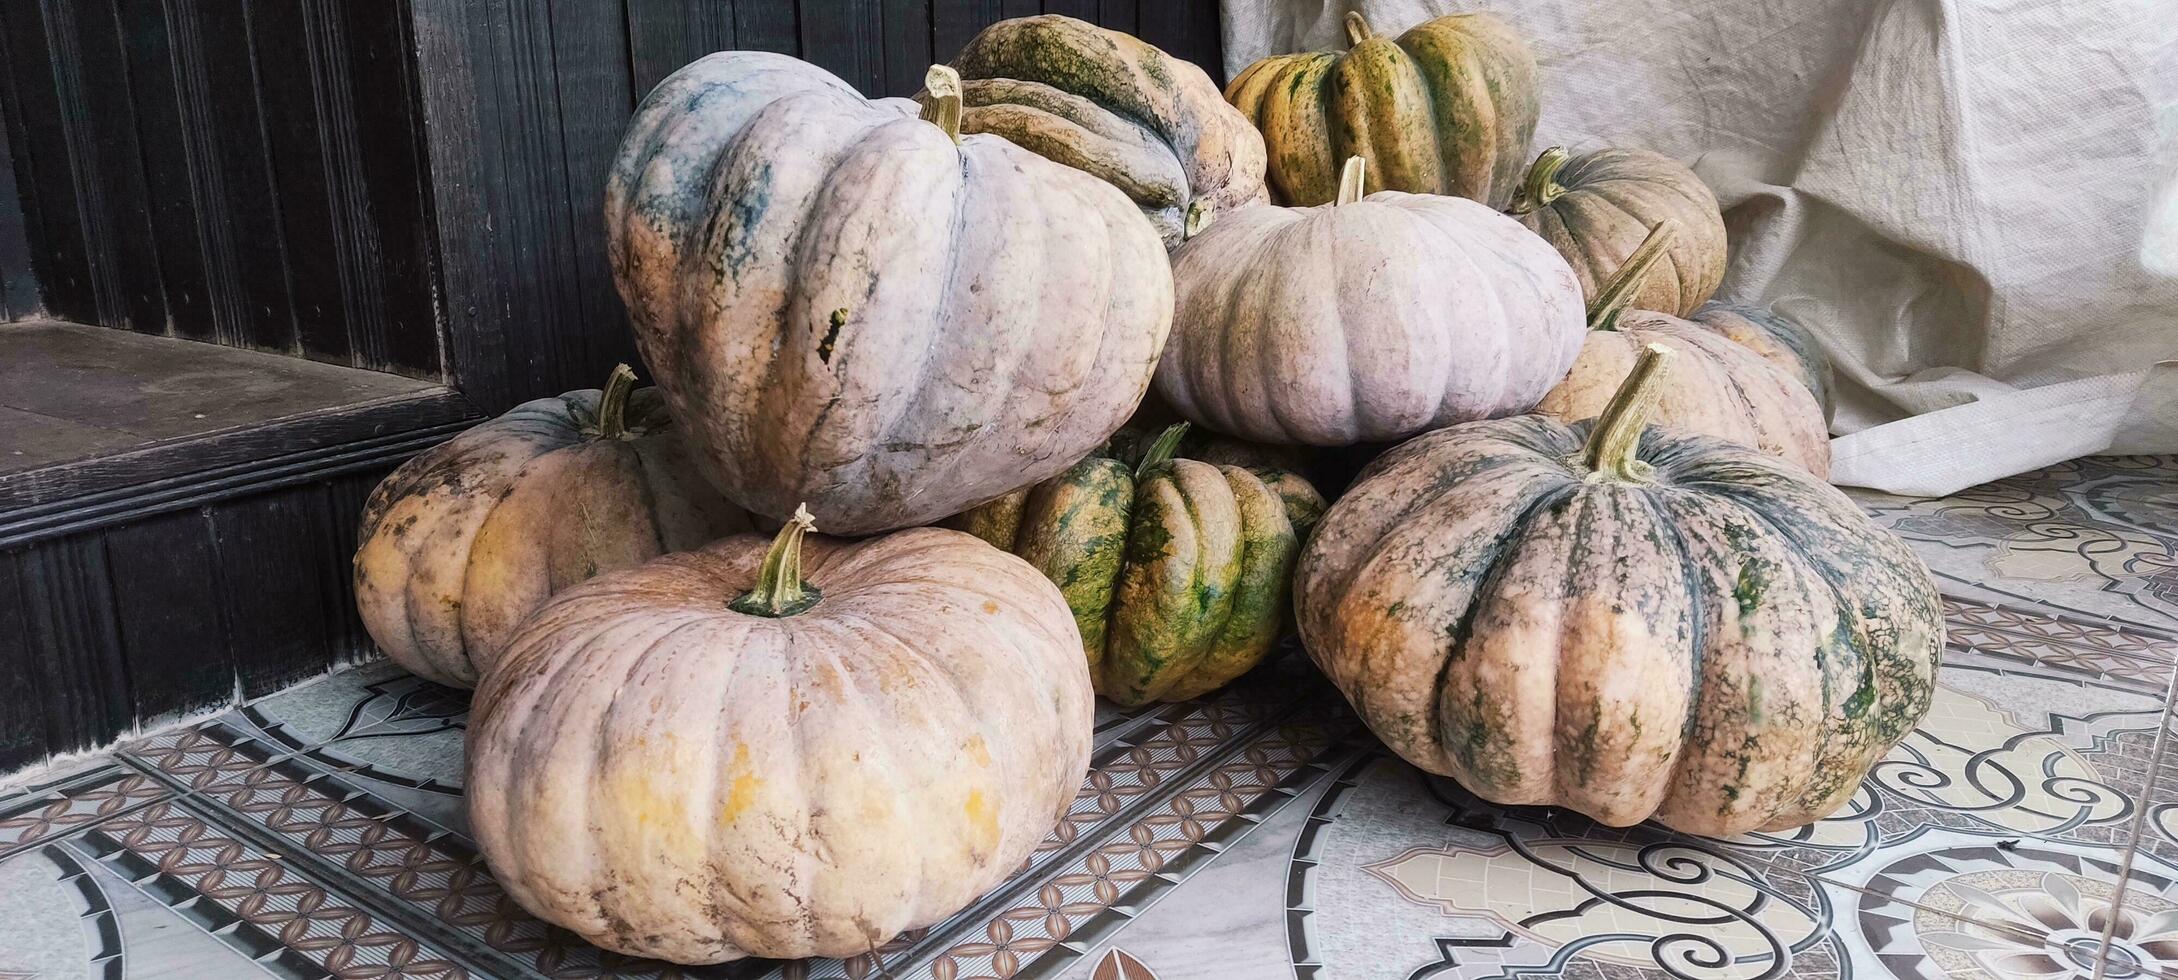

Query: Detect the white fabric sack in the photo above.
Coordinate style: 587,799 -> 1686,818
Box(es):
1220,0 -> 2178,496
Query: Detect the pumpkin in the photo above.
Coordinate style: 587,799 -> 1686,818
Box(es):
1538,224 -> 1831,475
939,14 -> 1268,247
354,366 -> 750,689
606,55 -> 1172,535
1225,11 -> 1539,208
1688,300 -> 1836,420
1156,156 -> 1586,446
1294,345 -> 1942,836
944,424 -> 1325,705
469,509 -> 1094,963
1508,146 -> 1728,317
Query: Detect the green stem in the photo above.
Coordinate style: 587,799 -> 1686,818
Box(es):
921,65 -> 962,144
1345,10 -> 1374,44
1586,221 -> 1676,332
1135,422 -> 1189,478
1183,199 -> 1216,239
596,363 -> 637,439
1508,146 -> 1570,215
1580,343 -> 1675,482
1335,155 -> 1367,206
729,504 -> 822,617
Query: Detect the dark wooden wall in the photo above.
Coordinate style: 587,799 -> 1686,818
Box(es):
0,0 -> 441,376
0,79 -> 32,321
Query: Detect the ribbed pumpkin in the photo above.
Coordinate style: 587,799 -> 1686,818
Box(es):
1508,146 -> 1728,317
1689,300 -> 1836,420
354,366 -> 749,688
1157,157 -> 1586,446
1295,346 -> 1942,836
1225,11 -> 1539,208
606,55 -> 1171,535
470,512 -> 1093,963
1538,224 -> 1831,476
940,14 -> 1267,247
944,425 -> 1325,705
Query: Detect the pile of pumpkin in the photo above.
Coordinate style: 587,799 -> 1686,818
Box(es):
351,12 -> 1941,966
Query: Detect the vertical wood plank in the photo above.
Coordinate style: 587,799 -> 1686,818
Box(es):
247,0 -> 349,364
209,489 -> 338,698
625,0 -> 738,100
551,0 -> 641,376
61,0 -> 166,333
1000,0 -> 1039,19
1041,0 -> 1099,20
1133,0 -> 1223,83
16,535 -> 131,755
340,0 -> 442,379
801,0 -> 883,95
0,54 -> 35,321
1095,0 -> 1136,36
322,469 -> 383,666
933,0 -> 1002,63
732,0 -> 798,56
113,0 -> 214,342
1,0 -> 96,322
187,0 -> 299,352
0,551 -> 50,773
105,509 -> 237,725
879,0 -> 933,96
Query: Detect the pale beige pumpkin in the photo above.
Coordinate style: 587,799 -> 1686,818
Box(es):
353,366 -> 749,688
1509,146 -> 1728,317
469,512 -> 1094,963
606,56 -> 1172,534
1537,224 -> 1831,476
1296,346 -> 1941,836
1156,157 -> 1586,446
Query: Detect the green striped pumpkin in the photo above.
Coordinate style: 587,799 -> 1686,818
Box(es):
1225,11 -> 1539,208
1295,346 -> 1941,837
1508,146 -> 1728,317
945,425 -> 1325,706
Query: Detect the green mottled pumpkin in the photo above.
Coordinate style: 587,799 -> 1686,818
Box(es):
1225,11 -> 1539,208
939,15 -> 1268,247
1509,146 -> 1728,317
1689,301 -> 1836,420
945,425 -> 1326,705
1295,346 -> 1942,837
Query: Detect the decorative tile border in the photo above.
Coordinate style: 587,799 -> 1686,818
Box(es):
0,765 -> 169,858
1943,596 -> 2177,690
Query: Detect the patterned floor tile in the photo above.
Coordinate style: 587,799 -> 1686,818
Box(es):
4,454 -> 2175,980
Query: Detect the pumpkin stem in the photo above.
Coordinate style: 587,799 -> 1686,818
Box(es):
1183,199 -> 1216,239
1586,221 -> 1677,332
595,363 -> 637,439
1134,422 -> 1189,478
1580,344 -> 1674,482
1344,10 -> 1375,44
1335,156 -> 1367,206
921,65 -> 963,144
730,503 -> 822,617
1508,146 -> 1570,215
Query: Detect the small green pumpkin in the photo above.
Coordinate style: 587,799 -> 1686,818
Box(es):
944,425 -> 1325,705
1509,146 -> 1728,317
1225,11 -> 1539,208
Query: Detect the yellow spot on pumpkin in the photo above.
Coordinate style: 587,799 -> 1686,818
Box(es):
982,600 -> 1000,614
965,735 -> 992,767
721,742 -> 763,822
965,789 -> 1000,853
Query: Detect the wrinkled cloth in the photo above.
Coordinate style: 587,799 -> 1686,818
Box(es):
1221,0 -> 2178,495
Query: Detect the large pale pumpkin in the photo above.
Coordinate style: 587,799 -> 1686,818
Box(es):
1226,11 -> 1539,208
1509,146 -> 1728,317
1295,346 -> 1942,836
469,512 -> 1093,963
1538,224 -> 1831,475
1689,300 -> 1836,420
1157,157 -> 1586,446
353,366 -> 749,688
944,424 -> 1325,705
941,14 -> 1267,247
606,55 -> 1172,534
